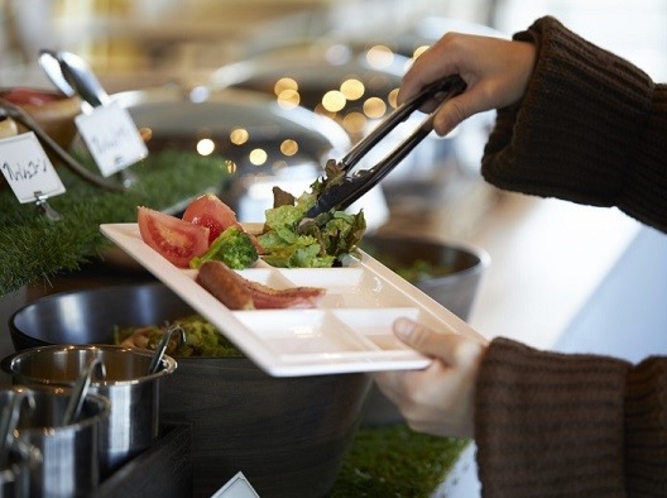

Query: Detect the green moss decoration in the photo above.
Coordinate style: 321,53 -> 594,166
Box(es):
331,424 -> 469,497
0,150 -> 231,295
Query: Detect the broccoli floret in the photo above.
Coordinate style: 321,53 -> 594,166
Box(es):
189,226 -> 258,269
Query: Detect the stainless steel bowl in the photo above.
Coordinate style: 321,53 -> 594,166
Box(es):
0,438 -> 41,498
2,345 -> 176,478
1,386 -> 110,497
110,86 -> 348,218
209,43 -> 458,188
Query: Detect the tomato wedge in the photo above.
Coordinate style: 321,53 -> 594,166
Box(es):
182,194 -> 242,245
137,206 -> 210,268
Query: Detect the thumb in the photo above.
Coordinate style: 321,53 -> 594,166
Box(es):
431,86 -> 491,136
393,317 -> 482,368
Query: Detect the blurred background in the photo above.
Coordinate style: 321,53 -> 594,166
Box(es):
2,0 -> 665,88
1,0 -> 665,236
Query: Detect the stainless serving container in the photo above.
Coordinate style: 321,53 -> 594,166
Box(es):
0,437 -> 41,498
1,387 -> 110,497
2,346 -> 176,478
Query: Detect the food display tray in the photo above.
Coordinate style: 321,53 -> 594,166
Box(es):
100,223 -> 483,377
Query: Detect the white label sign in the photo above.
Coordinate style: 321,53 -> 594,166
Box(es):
0,132 -> 66,203
75,103 -> 148,177
210,472 -> 260,498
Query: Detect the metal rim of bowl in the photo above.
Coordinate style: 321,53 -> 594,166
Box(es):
2,344 -> 177,387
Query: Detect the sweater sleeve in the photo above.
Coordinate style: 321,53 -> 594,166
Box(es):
481,16 -> 667,233
474,338 -> 667,497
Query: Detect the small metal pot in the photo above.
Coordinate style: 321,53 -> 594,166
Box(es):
0,438 -> 41,498
1,386 -> 110,497
2,346 -> 176,478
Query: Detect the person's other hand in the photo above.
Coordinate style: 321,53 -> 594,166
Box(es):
372,318 -> 487,438
399,32 -> 536,136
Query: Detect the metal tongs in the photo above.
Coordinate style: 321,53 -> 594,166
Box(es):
306,74 -> 467,217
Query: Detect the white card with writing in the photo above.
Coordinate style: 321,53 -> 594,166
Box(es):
75,102 -> 148,177
0,132 -> 66,203
210,472 -> 260,498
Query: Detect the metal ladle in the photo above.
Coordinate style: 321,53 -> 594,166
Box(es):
148,324 -> 186,375
61,357 -> 107,427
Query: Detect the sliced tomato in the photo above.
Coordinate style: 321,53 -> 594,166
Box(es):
137,206 -> 210,268
181,194 -> 242,245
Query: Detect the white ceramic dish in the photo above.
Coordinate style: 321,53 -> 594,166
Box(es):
100,223 -> 483,376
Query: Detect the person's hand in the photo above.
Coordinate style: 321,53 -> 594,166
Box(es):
372,318 -> 487,438
399,32 -> 537,136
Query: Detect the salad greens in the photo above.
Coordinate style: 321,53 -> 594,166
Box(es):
114,315 -> 243,358
258,160 -> 367,268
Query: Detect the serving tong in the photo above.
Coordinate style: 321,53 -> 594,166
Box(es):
306,75 -> 467,218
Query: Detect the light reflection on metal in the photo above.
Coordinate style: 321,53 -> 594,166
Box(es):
387,88 -> 399,109
230,127 -> 249,145
280,139 -> 298,157
196,138 -> 215,156
274,77 -> 298,95
313,103 -> 336,120
322,90 -> 346,112
138,126 -> 152,141
249,148 -> 267,165
277,89 -> 300,109
342,111 -> 367,135
324,44 -> 352,65
225,160 -> 237,175
340,78 -> 364,100
365,45 -> 395,69
362,97 -> 386,119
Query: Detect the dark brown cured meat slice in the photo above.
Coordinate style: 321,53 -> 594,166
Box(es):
243,280 -> 325,309
196,261 -> 254,310
196,260 -> 325,310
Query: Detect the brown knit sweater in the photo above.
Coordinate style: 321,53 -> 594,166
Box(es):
474,17 -> 667,497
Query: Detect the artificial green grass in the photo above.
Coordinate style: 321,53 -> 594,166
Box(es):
331,424 -> 469,497
0,150 -> 231,295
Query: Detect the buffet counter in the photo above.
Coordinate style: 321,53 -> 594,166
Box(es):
1,175 -> 662,496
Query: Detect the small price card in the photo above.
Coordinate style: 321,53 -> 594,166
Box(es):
0,132 -> 66,203
210,472 -> 260,498
75,102 -> 148,177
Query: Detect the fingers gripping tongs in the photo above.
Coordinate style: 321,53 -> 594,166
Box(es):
306,75 -> 467,217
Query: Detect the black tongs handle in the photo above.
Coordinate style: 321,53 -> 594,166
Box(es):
339,75 -> 467,173
307,75 -> 466,217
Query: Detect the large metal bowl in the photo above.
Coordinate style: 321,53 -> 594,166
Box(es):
109,84 -> 388,230
8,282 -> 371,498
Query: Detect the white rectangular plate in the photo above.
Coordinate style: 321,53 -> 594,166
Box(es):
100,223 -> 484,376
